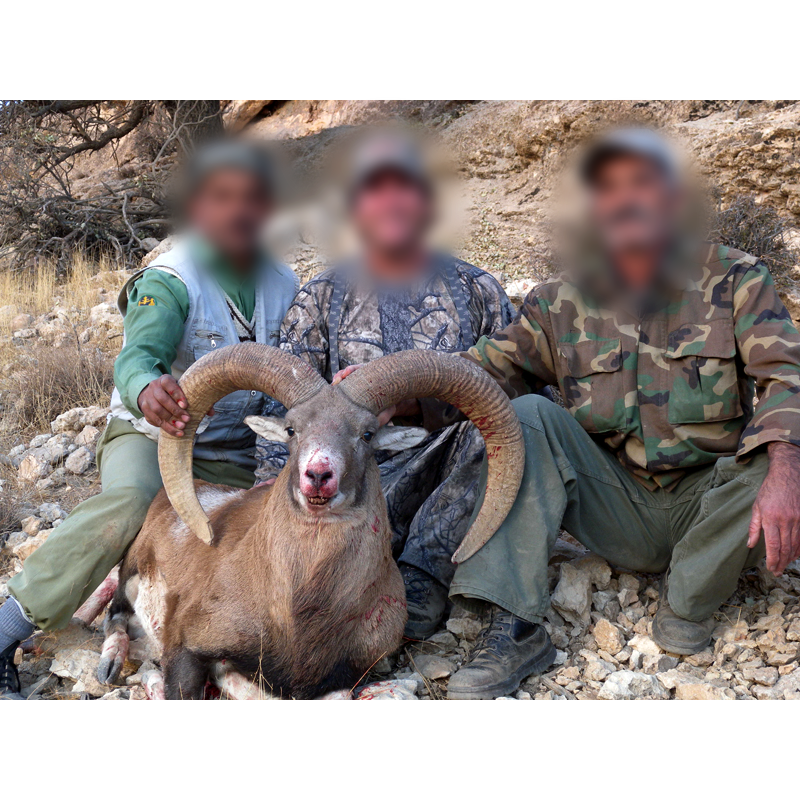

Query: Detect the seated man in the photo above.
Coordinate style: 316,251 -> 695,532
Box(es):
0,141 -> 298,699
446,129 -> 800,699
254,133 -> 513,639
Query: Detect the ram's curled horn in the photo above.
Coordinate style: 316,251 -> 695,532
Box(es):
158,343 -> 328,544
339,350 -> 524,563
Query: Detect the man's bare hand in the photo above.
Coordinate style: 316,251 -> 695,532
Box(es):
748,442 -> 800,576
331,363 -> 420,425
138,375 -> 191,437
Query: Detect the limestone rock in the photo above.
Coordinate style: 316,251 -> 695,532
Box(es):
18,451 -> 53,483
598,670 -> 669,700
656,669 -> 735,700
10,313 -> 34,333
574,554 -> 612,591
446,616 -> 483,641
140,235 -> 178,269
74,425 -> 101,447
50,648 -> 106,697
36,467 -> 67,491
65,446 -> 93,475
742,665 -> 779,686
628,634 -> 662,656
505,278 -> 538,306
37,503 -> 66,524
552,562 -> 593,627
89,302 -> 121,329
21,516 -> 44,535
222,100 -> 272,132
51,406 -> 108,434
13,530 -> 51,561
413,655 -> 454,680
593,618 -> 625,655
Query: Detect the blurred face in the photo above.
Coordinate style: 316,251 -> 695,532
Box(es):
588,154 -> 678,256
187,169 -> 272,264
351,170 -> 432,258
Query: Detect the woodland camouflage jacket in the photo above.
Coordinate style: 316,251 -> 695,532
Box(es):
465,244 -> 800,489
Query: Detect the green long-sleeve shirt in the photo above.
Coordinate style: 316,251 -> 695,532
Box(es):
114,241 -> 261,418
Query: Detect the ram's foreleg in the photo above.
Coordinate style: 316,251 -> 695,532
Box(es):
73,566 -> 120,626
97,568 -> 137,685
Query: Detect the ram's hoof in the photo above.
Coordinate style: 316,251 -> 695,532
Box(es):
96,629 -> 129,685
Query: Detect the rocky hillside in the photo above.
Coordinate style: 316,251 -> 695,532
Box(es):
1,100 -> 799,699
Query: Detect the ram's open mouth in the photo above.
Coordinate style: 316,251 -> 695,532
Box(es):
306,496 -> 331,506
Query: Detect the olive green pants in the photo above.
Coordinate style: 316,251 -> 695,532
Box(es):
450,394 -> 768,624
8,418 -> 255,630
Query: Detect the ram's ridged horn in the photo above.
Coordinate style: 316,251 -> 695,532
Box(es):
339,350 -> 524,563
158,343 -> 327,543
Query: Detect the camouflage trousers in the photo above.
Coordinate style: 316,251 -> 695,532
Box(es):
379,421 -> 484,587
451,394 -> 768,624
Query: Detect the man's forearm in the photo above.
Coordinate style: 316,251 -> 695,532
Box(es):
767,441 -> 800,469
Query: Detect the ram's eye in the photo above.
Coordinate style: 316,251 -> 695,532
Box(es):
285,427 -> 295,437
362,431 -> 374,442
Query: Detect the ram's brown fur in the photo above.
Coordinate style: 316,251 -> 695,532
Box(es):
117,462 -> 406,699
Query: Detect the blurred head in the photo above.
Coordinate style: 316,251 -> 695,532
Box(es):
182,140 -> 275,265
348,133 -> 434,261
582,129 -> 683,258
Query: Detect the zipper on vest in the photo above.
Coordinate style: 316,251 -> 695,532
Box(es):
196,330 -> 225,349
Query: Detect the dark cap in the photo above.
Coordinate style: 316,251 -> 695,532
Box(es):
581,128 -> 680,186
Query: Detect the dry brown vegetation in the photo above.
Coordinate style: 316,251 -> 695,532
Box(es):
0,252 -> 122,439
712,195 -> 800,292
2,343 -> 114,433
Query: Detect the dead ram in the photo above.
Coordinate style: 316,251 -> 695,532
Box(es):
97,343 -> 523,699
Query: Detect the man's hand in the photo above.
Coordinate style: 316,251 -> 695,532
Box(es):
748,441 -> 800,576
331,363 -> 420,425
137,375 -> 191,437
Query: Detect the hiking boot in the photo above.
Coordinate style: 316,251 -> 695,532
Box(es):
399,564 -> 448,640
447,607 -> 556,699
0,642 -> 23,700
651,575 -> 717,655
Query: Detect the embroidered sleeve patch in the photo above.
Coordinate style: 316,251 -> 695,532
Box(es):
138,295 -> 157,306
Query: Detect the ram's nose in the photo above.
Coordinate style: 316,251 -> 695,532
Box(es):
300,457 -> 338,499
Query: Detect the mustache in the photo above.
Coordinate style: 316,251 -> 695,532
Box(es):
605,204 -> 654,225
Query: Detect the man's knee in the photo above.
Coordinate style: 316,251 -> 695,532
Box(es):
512,392 -> 555,416
511,392 -> 566,431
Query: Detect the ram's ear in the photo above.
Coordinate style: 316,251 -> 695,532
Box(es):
244,416 -> 292,442
372,425 -> 428,453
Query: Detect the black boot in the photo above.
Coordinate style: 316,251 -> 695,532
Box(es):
0,642 -> 23,700
447,607 -> 556,699
400,564 -> 448,640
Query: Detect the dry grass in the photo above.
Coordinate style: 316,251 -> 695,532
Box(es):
1,342 -> 114,433
0,252 -> 123,436
0,463 -> 26,536
0,252 -> 117,334
712,195 -> 799,291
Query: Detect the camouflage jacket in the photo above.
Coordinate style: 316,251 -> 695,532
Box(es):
280,256 -> 513,429
466,244 -> 800,489
254,256 -> 513,483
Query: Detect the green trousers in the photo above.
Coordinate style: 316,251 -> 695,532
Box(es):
8,418 -> 255,630
450,394 -> 768,624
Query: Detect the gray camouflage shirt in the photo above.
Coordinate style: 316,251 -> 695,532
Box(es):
254,256 -> 513,481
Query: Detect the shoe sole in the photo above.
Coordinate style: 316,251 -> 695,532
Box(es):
650,616 -> 711,656
446,640 -> 558,700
